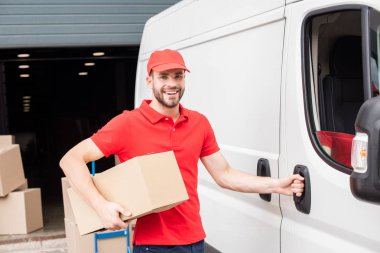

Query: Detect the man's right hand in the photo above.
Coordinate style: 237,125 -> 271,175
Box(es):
94,199 -> 132,230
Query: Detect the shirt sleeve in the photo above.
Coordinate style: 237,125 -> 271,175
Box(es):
200,115 -> 220,157
91,112 -> 128,157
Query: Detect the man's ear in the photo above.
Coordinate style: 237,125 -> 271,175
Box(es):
146,75 -> 153,89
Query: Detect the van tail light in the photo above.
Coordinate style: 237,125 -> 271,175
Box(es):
351,132 -> 368,173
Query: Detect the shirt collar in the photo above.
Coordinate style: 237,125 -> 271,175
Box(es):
138,100 -> 189,124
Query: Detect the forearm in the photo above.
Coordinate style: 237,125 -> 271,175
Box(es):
59,139 -> 107,210
218,167 -> 279,194
60,154 -> 105,208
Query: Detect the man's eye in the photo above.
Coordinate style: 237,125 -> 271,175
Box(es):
159,76 -> 168,80
175,75 -> 184,79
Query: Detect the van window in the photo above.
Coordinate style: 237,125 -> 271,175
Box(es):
303,8 -> 380,172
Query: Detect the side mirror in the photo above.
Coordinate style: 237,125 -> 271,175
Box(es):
350,96 -> 380,204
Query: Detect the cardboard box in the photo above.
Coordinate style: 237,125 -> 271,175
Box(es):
61,177 -> 76,222
0,188 -> 43,234
68,151 -> 189,235
15,178 -> 28,191
65,218 -> 129,253
0,135 -> 15,145
0,145 -> 26,196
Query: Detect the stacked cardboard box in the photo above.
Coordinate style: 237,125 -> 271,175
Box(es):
0,144 -> 26,196
0,135 -> 43,234
62,177 -> 134,253
0,188 -> 43,234
0,135 -> 15,146
64,218 -> 130,253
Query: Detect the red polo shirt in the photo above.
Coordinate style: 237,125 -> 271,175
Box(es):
91,100 -> 220,245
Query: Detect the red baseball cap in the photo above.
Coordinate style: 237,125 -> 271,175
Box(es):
147,49 -> 190,75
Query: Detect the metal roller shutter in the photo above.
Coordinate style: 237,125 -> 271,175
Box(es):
0,0 -> 180,48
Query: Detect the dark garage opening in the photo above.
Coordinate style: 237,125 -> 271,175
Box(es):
0,46 -> 139,215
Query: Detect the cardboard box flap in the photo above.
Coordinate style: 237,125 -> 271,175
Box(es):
93,158 -> 153,217
138,151 -> 189,209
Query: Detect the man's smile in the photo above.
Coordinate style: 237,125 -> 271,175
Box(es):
163,90 -> 179,96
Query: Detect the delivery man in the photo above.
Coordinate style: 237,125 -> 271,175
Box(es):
59,49 -> 304,253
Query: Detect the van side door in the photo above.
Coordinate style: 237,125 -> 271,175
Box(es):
280,1 -> 380,252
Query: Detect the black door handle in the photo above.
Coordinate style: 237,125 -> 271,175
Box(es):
293,165 -> 311,214
257,158 -> 271,202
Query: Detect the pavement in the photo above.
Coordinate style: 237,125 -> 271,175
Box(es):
0,238 -> 67,253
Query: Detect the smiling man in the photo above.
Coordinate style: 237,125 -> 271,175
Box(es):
59,49 -> 304,253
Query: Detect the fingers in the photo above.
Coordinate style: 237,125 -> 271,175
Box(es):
112,205 -> 132,230
291,186 -> 304,193
293,174 -> 304,181
291,174 -> 304,189
290,175 -> 304,197
108,219 -> 128,230
291,180 -> 304,188
114,204 -> 132,218
101,202 -> 133,230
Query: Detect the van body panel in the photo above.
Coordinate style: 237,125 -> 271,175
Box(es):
139,0 -> 285,55
280,1 -> 380,253
192,19 -> 286,251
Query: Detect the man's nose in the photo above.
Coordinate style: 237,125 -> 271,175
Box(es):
166,76 -> 178,85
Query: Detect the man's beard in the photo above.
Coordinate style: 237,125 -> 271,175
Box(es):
152,83 -> 185,108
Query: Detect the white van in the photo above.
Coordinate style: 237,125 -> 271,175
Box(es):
134,0 -> 380,252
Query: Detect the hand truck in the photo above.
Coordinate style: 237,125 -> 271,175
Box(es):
92,161 -> 132,253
